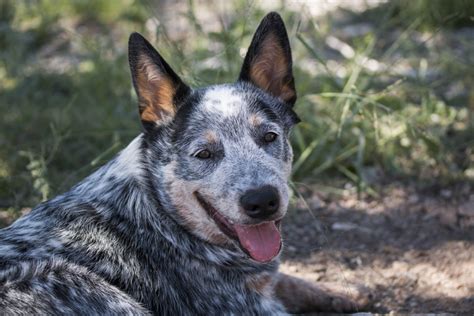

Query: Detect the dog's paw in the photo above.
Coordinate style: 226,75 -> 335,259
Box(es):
274,273 -> 372,313
320,282 -> 372,312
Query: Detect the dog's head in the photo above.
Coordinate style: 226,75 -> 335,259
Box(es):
129,12 -> 299,263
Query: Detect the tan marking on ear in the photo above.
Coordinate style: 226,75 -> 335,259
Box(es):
249,114 -> 263,127
204,130 -> 218,143
278,80 -> 296,104
248,34 -> 295,103
136,55 -> 176,124
246,273 -> 274,297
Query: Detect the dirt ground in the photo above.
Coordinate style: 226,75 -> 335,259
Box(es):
281,181 -> 474,314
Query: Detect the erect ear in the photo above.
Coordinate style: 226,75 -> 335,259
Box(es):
128,32 -> 190,130
238,12 -> 296,106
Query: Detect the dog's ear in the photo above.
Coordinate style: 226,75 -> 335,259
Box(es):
239,12 -> 296,106
128,32 -> 190,130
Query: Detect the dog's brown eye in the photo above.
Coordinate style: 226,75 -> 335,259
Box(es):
195,149 -> 212,159
263,132 -> 278,143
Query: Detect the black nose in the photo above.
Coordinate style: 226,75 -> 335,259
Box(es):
240,185 -> 280,219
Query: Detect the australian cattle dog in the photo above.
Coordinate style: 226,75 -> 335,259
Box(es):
0,12 -> 365,314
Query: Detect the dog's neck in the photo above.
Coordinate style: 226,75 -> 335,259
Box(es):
71,135 -> 279,274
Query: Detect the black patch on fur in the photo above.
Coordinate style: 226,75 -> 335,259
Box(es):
171,90 -> 205,144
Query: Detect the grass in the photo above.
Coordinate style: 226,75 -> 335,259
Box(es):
0,0 -> 473,214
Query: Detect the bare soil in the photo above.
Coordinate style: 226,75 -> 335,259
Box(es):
281,181 -> 474,314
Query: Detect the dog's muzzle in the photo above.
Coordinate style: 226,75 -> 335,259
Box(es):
194,191 -> 282,263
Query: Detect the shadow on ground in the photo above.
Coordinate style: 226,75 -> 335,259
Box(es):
281,183 -> 474,313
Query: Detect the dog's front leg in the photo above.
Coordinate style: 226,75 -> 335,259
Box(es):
274,272 -> 369,313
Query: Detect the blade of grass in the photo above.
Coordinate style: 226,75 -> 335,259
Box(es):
296,33 -> 342,90
319,92 -> 392,112
292,137 -> 320,176
312,144 -> 359,176
292,126 -> 308,154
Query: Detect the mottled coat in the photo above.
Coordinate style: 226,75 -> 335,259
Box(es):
0,133 -> 287,314
0,12 -> 363,315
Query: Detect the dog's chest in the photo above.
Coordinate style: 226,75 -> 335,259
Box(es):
141,254 -> 285,315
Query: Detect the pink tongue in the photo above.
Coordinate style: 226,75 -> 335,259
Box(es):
233,222 -> 281,263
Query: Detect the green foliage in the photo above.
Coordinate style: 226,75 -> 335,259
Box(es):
0,0 -> 472,212
367,0 -> 474,29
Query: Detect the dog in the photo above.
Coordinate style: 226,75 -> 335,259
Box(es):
0,12 -> 365,314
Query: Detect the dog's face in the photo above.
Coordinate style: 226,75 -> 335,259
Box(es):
129,13 -> 299,263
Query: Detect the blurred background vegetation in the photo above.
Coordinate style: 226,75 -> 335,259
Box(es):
0,0 -> 473,215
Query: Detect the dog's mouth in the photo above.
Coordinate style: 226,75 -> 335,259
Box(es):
194,192 -> 282,263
